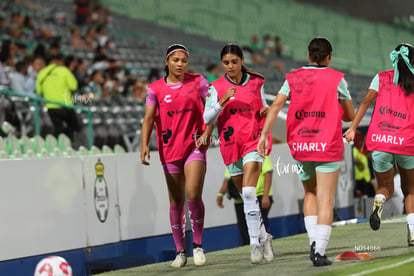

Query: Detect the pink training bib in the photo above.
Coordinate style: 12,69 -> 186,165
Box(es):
149,73 -> 206,164
211,74 -> 272,165
286,67 -> 345,161
366,70 -> 414,155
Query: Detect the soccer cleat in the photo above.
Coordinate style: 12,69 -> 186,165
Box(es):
171,250 -> 187,268
370,197 -> 384,231
261,233 -> 275,262
310,241 -> 315,261
312,253 -> 332,267
250,244 -> 263,264
193,247 -> 206,266
407,225 -> 414,246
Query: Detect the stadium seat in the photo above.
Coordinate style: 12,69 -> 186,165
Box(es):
0,150 -> 8,159
19,135 -> 32,155
6,136 -> 21,156
45,134 -> 58,154
114,144 -> 126,154
102,145 -> 113,154
77,146 -> 89,156
58,133 -> 72,152
30,135 -> 45,154
89,146 -> 101,155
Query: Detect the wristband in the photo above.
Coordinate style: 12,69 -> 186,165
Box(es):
217,192 -> 223,197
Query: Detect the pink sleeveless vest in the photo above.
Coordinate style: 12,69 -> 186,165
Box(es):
149,73 -> 205,164
286,67 -> 344,161
211,74 -> 272,165
366,70 -> 414,155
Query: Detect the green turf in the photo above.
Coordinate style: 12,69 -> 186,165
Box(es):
98,218 -> 414,276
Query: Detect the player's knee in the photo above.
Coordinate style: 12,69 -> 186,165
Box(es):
242,186 -> 256,202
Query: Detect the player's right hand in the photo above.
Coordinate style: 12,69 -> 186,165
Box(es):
216,195 -> 224,208
257,136 -> 269,158
220,87 -> 236,106
141,145 -> 150,165
343,128 -> 356,143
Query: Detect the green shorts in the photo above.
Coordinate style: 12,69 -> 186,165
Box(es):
227,151 -> 264,176
294,160 -> 341,181
372,151 -> 414,173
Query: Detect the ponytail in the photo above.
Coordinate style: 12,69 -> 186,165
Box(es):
391,44 -> 414,95
242,65 -> 265,80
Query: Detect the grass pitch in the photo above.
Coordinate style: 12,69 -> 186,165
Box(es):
99,217 -> 414,276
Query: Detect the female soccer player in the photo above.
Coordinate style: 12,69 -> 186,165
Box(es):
141,44 -> 213,268
344,43 -> 414,245
258,37 -> 355,266
204,43 -> 274,264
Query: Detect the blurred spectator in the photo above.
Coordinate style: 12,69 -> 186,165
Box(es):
70,25 -> 86,49
132,78 -> 147,103
23,15 -> 54,40
95,24 -> 108,48
74,0 -> 90,26
33,43 -> 48,60
0,17 -> 8,35
242,46 -> 264,67
147,68 -> 160,84
73,58 -> 87,88
95,24 -> 115,51
85,70 -> 105,100
48,41 -> 61,59
26,55 -> 45,95
206,63 -> 220,83
36,53 -> 81,140
0,40 -> 17,87
83,26 -> 97,50
250,34 -> 260,51
11,59 -> 32,95
64,55 -> 78,72
89,4 -> 110,25
88,54 -> 124,75
262,34 -> 274,56
274,36 -> 284,57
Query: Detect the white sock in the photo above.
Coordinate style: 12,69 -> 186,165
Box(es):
375,194 -> 386,203
242,186 -> 266,244
314,224 -> 332,256
304,215 -> 317,246
407,213 -> 414,232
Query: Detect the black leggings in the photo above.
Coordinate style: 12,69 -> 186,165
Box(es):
48,108 -> 82,140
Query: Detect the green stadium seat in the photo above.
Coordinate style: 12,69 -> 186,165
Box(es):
6,136 -> 20,156
45,134 -> 58,154
102,145 -> 113,154
89,146 -> 101,155
0,150 -> 8,159
19,136 -> 31,155
114,144 -> 126,153
0,137 -> 6,152
58,133 -> 72,152
31,135 -> 45,154
77,146 -> 89,156
36,148 -> 49,158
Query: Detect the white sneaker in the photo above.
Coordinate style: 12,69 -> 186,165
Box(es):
250,244 -> 263,264
408,225 -> 414,246
261,233 -> 275,262
171,251 -> 187,268
193,247 -> 206,266
370,197 -> 384,231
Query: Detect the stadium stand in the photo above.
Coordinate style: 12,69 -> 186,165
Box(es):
0,0 -> 412,158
